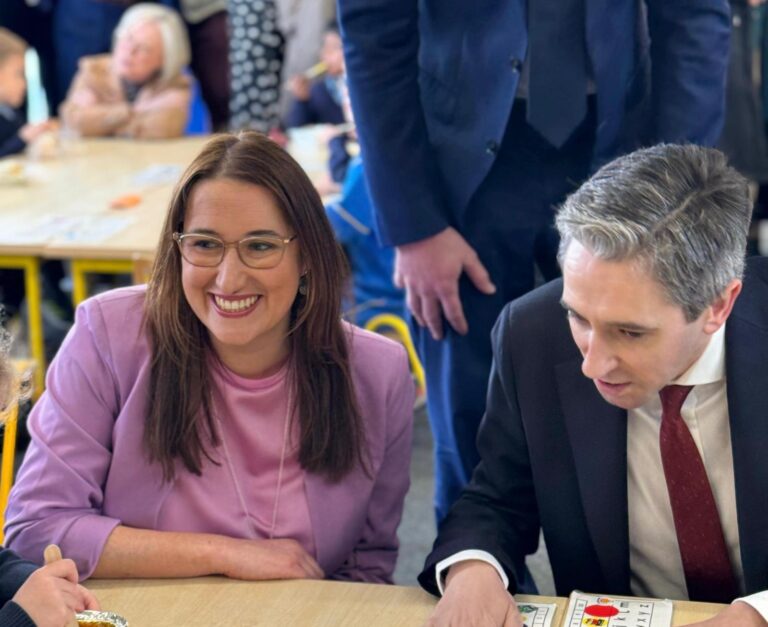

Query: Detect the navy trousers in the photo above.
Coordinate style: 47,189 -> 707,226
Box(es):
416,98 -> 597,523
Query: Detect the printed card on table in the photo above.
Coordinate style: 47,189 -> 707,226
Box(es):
516,601 -> 557,627
564,591 -> 673,627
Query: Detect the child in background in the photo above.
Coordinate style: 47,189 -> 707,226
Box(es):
284,23 -> 345,129
0,324 -> 99,626
326,158 -> 405,327
0,28 -> 56,158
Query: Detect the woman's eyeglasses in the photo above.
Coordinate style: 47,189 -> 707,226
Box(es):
172,232 -> 297,269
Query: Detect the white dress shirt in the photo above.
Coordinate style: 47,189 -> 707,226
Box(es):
436,324 -> 768,619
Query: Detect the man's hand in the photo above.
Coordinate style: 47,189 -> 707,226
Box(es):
395,227 -> 495,340
684,601 -> 767,626
425,560 -> 523,626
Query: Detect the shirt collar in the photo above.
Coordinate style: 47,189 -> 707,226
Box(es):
672,324 -> 725,386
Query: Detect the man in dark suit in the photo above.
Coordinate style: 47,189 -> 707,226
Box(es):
419,144 -> 768,626
337,0 -> 732,522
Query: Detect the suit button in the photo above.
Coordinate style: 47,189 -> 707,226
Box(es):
510,57 -> 522,72
485,140 -> 499,156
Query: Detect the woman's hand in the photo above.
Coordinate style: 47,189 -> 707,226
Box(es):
12,560 -> 100,627
221,537 -> 324,581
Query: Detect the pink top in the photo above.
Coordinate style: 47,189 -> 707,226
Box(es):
158,359 -> 315,556
5,286 -> 414,583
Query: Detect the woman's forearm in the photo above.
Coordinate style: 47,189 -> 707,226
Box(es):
92,525 -> 232,579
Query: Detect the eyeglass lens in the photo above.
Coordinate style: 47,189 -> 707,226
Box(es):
178,234 -> 288,268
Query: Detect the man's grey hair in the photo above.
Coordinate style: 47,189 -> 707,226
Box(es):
556,144 -> 752,321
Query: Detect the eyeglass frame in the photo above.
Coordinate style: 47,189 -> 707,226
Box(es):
172,231 -> 298,269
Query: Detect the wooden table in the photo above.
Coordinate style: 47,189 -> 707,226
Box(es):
85,578 -> 724,626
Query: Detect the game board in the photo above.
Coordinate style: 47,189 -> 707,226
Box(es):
564,591 -> 673,626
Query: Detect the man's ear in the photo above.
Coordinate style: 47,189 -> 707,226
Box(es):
702,278 -> 742,334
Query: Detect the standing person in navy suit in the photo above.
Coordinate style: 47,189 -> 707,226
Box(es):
420,144 -> 768,626
337,0 -> 732,524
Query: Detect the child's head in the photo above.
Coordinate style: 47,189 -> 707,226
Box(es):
321,24 -> 344,77
0,28 -> 27,109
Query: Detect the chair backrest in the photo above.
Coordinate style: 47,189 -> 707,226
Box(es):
0,359 -> 35,542
0,401 -> 19,543
364,314 -> 425,397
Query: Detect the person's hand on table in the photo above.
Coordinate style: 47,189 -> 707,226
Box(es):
395,227 -> 496,340
13,559 -> 100,627
684,601 -> 767,626
221,537 -> 324,580
20,120 -> 56,144
425,560 -> 524,626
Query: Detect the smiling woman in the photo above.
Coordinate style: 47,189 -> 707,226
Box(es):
4,132 -> 415,586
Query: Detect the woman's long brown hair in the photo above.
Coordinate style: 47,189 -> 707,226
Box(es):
144,132 -> 365,482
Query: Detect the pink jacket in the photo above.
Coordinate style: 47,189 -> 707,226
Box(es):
5,286 -> 414,583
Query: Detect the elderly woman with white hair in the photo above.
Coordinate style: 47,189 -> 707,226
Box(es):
60,3 -> 192,139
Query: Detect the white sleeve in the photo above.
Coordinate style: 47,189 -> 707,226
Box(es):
734,591 -> 768,621
434,550 -> 510,596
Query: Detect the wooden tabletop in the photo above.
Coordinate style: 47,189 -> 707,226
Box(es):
0,131 -> 333,261
85,577 -> 724,626
0,138 -> 207,259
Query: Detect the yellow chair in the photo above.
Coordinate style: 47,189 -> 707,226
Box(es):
0,360 -> 35,542
364,314 -> 426,397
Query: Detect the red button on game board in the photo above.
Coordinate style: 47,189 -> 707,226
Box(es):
585,604 -> 620,617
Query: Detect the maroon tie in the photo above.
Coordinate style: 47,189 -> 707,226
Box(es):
659,385 -> 738,603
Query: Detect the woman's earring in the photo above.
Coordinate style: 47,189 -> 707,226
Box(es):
298,274 -> 308,296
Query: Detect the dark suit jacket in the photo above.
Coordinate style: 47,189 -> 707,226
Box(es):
0,107 -> 26,158
339,0 -> 730,247
419,256 -> 768,598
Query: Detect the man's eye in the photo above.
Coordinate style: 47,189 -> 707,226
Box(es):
620,329 -> 644,339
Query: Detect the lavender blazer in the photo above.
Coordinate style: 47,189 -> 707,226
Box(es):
4,286 -> 414,583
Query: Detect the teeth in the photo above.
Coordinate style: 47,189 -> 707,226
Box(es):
214,296 -> 258,312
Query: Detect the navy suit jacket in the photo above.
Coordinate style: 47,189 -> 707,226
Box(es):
339,0 -> 731,247
419,256 -> 768,598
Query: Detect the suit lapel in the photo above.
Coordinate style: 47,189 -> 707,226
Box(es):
725,317 -> 768,593
556,357 -> 630,593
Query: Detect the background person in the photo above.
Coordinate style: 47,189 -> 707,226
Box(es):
338,0 -> 732,526
60,3 -> 191,139
0,28 -> 56,157
4,132 -> 414,586
283,23 -> 345,130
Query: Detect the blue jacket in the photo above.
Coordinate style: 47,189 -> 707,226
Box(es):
339,0 -> 731,247
326,159 -> 405,326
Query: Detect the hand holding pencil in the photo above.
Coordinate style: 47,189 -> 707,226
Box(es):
10,543 -> 100,627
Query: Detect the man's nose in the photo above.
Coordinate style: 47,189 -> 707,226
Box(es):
581,333 -> 618,380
